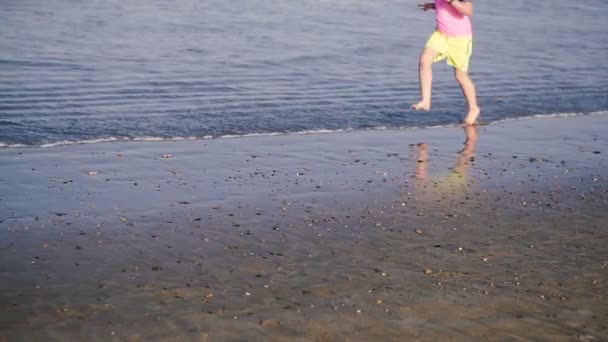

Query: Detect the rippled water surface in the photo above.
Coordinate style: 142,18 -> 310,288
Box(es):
1,0 -> 607,146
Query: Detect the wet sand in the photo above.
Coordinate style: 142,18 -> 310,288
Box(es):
1,114 -> 607,341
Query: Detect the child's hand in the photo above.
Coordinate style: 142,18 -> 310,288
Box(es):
418,2 -> 435,11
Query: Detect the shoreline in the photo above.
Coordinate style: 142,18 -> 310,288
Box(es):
1,110 -> 607,150
1,113 -> 607,341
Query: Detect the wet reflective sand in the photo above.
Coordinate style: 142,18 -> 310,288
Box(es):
1,115 -> 607,341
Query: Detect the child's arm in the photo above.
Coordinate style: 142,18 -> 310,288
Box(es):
418,2 -> 435,11
448,0 -> 473,16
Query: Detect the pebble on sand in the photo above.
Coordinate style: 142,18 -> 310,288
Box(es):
424,269 -> 433,274
259,320 -> 281,328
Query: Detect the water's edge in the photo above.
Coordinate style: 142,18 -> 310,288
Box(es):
1,111 -> 605,149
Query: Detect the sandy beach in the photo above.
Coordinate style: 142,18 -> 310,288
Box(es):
1,113 -> 607,341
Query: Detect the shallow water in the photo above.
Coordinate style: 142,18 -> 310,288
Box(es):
1,0 -> 608,146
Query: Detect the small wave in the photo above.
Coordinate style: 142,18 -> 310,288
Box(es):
36,136 -> 200,148
0,127 -> 425,149
487,110 -> 608,126
0,120 -> 22,126
1,110 -> 606,149
0,131 -> 357,149
0,142 -> 29,148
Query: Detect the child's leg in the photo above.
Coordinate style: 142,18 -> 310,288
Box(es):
453,68 -> 480,125
411,47 -> 439,111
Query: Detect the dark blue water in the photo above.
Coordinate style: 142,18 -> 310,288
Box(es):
1,0 -> 607,147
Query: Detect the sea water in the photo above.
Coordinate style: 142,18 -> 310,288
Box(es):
1,0 -> 607,147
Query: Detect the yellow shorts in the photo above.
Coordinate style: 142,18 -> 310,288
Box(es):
425,30 -> 473,72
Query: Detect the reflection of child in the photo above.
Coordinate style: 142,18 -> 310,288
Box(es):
413,125 -> 478,196
412,0 -> 480,126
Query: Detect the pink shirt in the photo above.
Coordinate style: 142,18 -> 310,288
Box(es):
435,0 -> 472,37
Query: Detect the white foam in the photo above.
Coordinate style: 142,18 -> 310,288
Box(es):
0,142 -> 29,148
486,110 -> 608,126
36,136 -> 199,148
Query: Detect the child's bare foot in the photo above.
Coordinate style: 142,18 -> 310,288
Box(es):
411,101 -> 430,111
463,106 -> 481,125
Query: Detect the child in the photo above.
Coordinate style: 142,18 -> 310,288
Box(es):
412,0 -> 480,125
